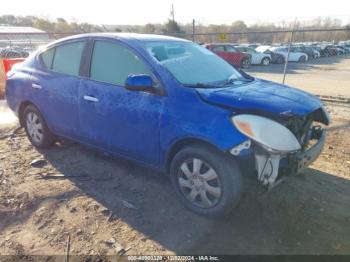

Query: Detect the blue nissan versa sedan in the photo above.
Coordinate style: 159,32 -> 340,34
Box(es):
6,33 -> 330,216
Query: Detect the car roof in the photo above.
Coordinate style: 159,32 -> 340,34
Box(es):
205,43 -> 235,46
46,33 -> 189,47
255,45 -> 271,51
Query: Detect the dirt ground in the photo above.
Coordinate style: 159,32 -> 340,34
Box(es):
0,60 -> 5,100
0,99 -> 349,258
0,56 -> 350,258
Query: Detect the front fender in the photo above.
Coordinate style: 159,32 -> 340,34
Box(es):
159,85 -> 248,168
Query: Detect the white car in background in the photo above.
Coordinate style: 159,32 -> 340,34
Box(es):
236,46 -> 272,65
269,46 -> 308,62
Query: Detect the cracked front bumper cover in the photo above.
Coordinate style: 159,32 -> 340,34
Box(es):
289,128 -> 326,174
253,127 -> 326,188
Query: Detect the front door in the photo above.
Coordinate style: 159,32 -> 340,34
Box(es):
224,45 -> 241,66
79,40 -> 164,165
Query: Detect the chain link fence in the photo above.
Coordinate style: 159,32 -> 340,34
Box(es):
1,29 -> 350,101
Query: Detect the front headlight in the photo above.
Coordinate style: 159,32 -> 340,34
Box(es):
231,114 -> 301,153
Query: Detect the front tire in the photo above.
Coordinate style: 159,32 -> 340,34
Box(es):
261,57 -> 271,66
170,145 -> 243,217
23,105 -> 55,148
241,58 -> 251,69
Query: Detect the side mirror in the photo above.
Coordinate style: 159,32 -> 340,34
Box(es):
125,74 -> 154,92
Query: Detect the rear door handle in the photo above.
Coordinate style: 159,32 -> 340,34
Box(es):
32,83 -> 42,89
83,95 -> 99,103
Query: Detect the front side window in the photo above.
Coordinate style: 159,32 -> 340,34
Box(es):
144,41 -> 244,86
90,41 -> 151,85
226,46 -> 238,53
247,48 -> 256,53
52,41 -> 85,76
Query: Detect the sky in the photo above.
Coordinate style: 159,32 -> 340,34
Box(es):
1,0 -> 350,25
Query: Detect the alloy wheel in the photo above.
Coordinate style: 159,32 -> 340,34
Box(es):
177,158 -> 222,208
242,59 -> 250,68
26,112 -> 44,144
262,58 -> 270,65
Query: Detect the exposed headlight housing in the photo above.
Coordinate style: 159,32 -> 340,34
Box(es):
231,114 -> 301,153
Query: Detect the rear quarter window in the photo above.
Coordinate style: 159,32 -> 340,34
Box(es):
40,48 -> 55,69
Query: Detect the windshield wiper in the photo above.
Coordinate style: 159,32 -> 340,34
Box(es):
223,76 -> 254,86
183,83 -> 219,88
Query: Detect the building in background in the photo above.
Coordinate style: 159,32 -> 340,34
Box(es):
0,25 -> 49,49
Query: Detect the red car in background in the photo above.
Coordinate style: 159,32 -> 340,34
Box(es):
204,43 -> 251,68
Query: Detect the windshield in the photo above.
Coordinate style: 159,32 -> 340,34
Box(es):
143,41 -> 244,86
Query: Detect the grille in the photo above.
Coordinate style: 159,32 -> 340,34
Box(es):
284,114 -> 313,148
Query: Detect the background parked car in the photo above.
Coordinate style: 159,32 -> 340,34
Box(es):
335,45 -> 348,54
255,45 -> 285,64
316,45 -> 331,57
235,46 -> 272,66
204,43 -> 251,68
0,46 -> 29,58
340,44 -> 350,53
323,45 -> 338,56
269,46 -> 308,62
292,45 -> 320,59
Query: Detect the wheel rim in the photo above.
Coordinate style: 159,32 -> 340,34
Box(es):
263,58 -> 269,65
26,112 -> 43,144
177,158 -> 222,209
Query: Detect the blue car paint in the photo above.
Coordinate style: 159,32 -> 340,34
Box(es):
196,78 -> 323,116
5,33 -> 324,172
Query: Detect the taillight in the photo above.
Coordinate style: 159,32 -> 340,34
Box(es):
6,70 -> 15,80
3,58 -> 24,75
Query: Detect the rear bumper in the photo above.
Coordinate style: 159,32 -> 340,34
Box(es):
289,128 -> 326,174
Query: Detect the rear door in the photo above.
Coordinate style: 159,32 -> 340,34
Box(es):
211,45 -> 229,61
31,40 -> 86,138
78,39 -> 164,165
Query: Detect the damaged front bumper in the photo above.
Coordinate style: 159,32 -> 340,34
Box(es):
231,126 -> 326,189
289,127 -> 326,175
256,127 -> 326,188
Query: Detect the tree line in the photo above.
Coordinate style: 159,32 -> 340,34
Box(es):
0,15 -> 349,44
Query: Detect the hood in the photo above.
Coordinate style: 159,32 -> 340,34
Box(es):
196,79 -> 323,117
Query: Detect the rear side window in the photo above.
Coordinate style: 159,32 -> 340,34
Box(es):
40,48 -> 55,69
226,46 -> 238,53
52,41 -> 85,76
90,41 -> 151,85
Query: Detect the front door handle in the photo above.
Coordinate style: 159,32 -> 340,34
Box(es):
83,95 -> 99,103
32,83 -> 42,89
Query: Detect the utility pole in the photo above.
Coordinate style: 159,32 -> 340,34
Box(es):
282,18 -> 297,85
192,19 -> 195,42
171,4 -> 175,22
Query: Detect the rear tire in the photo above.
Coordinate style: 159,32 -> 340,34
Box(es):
23,105 -> 55,148
298,55 -> 306,62
170,144 -> 243,217
277,56 -> 284,64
